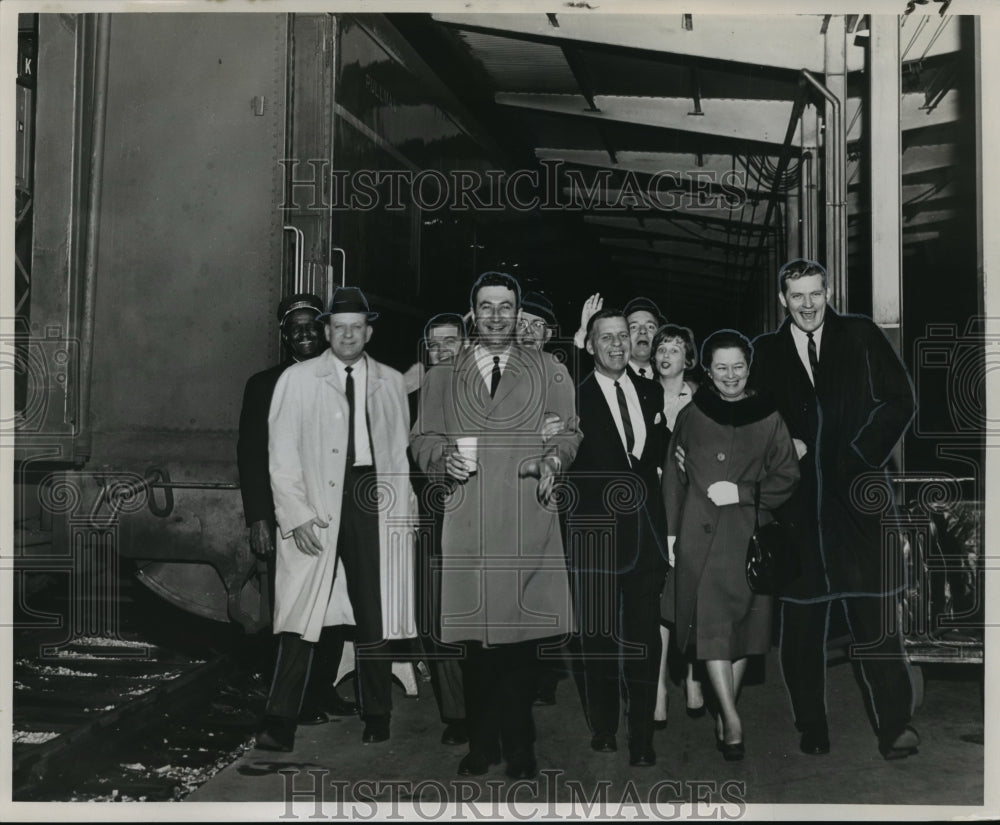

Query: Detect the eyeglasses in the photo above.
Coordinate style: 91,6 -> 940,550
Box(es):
517,319 -> 549,332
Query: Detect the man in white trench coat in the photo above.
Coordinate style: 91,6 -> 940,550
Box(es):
256,286 -> 416,751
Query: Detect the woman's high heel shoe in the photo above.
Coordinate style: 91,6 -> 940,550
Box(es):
716,721 -> 745,761
684,680 -> 706,718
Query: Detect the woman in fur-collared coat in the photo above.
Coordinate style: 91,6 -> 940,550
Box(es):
663,329 -> 799,760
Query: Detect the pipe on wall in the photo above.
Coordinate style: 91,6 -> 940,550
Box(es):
802,69 -> 847,301
75,14 -> 112,463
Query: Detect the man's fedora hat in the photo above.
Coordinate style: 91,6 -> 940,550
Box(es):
277,292 -> 324,322
318,286 -> 379,322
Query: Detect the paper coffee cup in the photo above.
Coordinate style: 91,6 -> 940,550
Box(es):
455,436 -> 478,474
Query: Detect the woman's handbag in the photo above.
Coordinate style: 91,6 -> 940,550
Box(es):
745,482 -> 798,595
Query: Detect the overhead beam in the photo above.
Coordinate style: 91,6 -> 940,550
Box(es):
585,214 -> 774,242
497,93 -> 798,145
535,149 -> 766,181
568,190 -> 767,225
434,13 -> 867,73
607,246 -> 739,269
900,143 -> 959,176
599,237 -> 739,265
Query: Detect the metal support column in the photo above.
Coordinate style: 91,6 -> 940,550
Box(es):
823,16 -> 848,304
869,16 -> 903,341
801,105 -> 820,261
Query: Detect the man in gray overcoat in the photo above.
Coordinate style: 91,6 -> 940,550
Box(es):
411,271 -> 581,781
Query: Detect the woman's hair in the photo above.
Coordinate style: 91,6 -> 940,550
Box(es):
650,324 -> 697,374
700,328 -> 753,371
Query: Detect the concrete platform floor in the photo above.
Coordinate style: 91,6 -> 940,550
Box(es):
189,654 -> 986,816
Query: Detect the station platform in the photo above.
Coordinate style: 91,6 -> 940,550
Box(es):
188,651 -> 985,815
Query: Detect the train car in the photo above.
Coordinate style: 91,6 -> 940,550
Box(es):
12,12 -> 523,635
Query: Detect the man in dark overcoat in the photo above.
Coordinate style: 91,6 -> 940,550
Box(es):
749,258 -> 919,760
566,308 -> 669,767
236,293 -> 355,724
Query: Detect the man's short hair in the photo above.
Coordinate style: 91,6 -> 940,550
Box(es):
423,312 -> 467,341
651,323 -> 698,372
470,271 -> 522,309
701,328 -> 754,371
778,258 -> 828,295
586,307 -> 627,338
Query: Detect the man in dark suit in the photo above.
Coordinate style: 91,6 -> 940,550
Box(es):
749,258 -> 919,760
565,308 -> 670,767
236,293 -> 356,725
572,294 -> 665,386
623,296 -> 665,382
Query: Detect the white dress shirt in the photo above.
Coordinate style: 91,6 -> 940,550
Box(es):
332,354 -> 373,466
594,370 -> 647,462
473,345 -> 512,391
790,323 -> 824,385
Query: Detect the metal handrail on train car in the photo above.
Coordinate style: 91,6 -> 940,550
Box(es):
142,466 -> 239,519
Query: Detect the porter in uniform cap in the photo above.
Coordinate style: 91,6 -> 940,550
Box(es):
277,293 -> 324,322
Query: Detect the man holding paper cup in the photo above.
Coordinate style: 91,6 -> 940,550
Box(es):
411,271 -> 581,781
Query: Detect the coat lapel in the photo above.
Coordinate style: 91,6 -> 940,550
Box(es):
315,350 -> 345,395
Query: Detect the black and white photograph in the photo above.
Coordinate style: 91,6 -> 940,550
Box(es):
1,0 -> 995,819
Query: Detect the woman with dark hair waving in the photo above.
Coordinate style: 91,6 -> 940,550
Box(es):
662,330 -> 799,760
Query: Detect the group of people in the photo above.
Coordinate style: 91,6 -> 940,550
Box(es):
237,257 -> 921,782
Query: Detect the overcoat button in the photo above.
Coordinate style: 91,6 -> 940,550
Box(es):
716,452 -> 726,461
332,448 -> 339,454
329,480 -> 335,487
703,524 -> 712,533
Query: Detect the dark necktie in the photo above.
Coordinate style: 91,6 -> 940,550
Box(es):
614,380 -> 635,457
638,367 -> 647,379
489,355 -> 502,398
345,365 -> 356,465
806,332 -> 819,381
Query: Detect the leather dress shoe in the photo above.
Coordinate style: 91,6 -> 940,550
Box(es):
255,716 -> 295,752
799,725 -> 831,755
590,734 -> 617,753
298,705 -> 329,726
361,716 -> 390,744
457,750 -> 501,776
505,749 -> 538,780
324,690 -> 359,717
686,705 -> 707,719
441,721 -> 469,746
720,740 -> 745,761
878,724 -> 920,760
628,744 -> 656,767
653,719 -> 668,730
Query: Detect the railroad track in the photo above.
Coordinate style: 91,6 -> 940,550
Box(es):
12,629 -> 267,801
